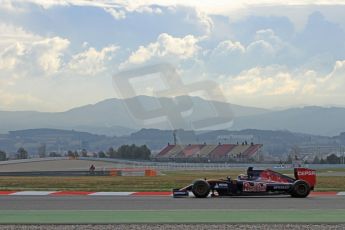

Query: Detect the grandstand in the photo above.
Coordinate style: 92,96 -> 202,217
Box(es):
156,144 -> 175,157
243,144 -> 262,158
228,144 -> 251,158
209,144 -> 236,159
155,143 -> 262,162
176,144 -> 204,158
198,145 -> 217,157
157,145 -> 185,159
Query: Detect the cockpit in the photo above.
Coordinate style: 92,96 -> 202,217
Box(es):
237,167 -> 261,181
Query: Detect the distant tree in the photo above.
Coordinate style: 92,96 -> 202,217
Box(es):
139,145 -> 151,160
320,158 -> 327,164
98,151 -> 106,158
67,150 -> 74,157
117,145 -> 129,159
0,150 -> 7,161
326,154 -> 340,164
49,152 -> 61,157
107,147 -> 118,158
312,156 -> 320,164
116,144 -> 151,160
16,147 -> 28,159
67,150 -> 79,158
38,143 -> 46,158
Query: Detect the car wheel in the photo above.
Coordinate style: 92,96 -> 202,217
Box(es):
291,180 -> 310,198
192,179 -> 210,198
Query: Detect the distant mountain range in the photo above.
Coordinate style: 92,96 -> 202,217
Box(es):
232,106 -> 345,136
1,128 -> 345,157
0,95 -> 345,136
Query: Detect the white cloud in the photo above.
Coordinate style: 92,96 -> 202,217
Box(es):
122,33 -> 200,67
207,40 -> 246,74
184,8 -> 214,35
0,36 -> 70,111
0,27 -> 109,85
224,66 -> 300,96
247,40 -> 275,57
6,1 -> 345,31
0,43 -> 24,70
104,7 -> 126,20
0,23 -> 70,76
220,60 -> 345,108
208,29 -> 295,75
11,0 -> 345,9
214,40 -> 245,54
246,29 -> 288,59
0,23 -> 41,47
31,37 -> 70,74
2,1 -> 345,111
134,5 -> 163,14
0,23 -> 122,110
322,60 -> 345,92
1,36 -> 70,75
0,0 -> 26,12
68,45 -> 119,75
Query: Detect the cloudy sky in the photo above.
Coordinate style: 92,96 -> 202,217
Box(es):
1,0 -> 345,111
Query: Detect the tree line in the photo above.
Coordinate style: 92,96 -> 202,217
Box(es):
1,146 -> 342,164
106,144 -> 151,160
312,154 -> 344,164
68,144 -> 151,160
0,144 -> 151,161
0,147 -> 28,161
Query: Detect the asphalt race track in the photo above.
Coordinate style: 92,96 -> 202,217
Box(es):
0,195 -> 344,210
0,196 -> 344,224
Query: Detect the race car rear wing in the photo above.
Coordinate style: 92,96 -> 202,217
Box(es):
294,168 -> 316,189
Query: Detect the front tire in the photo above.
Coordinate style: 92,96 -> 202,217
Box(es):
291,180 -> 310,198
192,179 -> 210,198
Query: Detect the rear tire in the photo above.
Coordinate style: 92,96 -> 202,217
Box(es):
192,179 -> 210,198
291,180 -> 310,198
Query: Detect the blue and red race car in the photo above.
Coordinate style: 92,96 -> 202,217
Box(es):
173,167 -> 316,198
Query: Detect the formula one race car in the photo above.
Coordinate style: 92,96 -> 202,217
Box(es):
173,167 -> 316,198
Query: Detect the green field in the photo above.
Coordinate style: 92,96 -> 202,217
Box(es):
0,169 -> 344,191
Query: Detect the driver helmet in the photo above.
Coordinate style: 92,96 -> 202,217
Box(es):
238,174 -> 248,180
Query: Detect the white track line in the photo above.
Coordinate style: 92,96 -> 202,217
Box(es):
89,192 -> 134,196
2,191 -> 345,196
11,191 -> 56,196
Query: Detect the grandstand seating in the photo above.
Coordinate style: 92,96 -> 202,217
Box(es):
209,144 -> 236,159
243,144 -> 262,158
165,145 -> 185,158
228,145 -> 250,158
198,145 -> 217,157
155,143 -> 262,161
156,144 -> 176,157
178,144 -> 204,158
